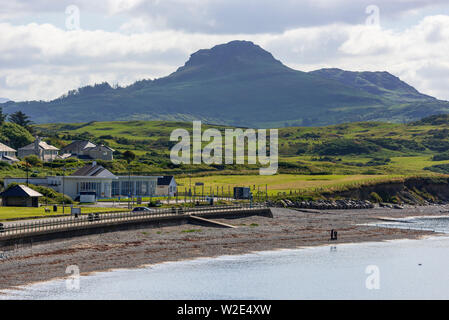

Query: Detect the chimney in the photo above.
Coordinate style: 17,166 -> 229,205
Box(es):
34,136 -> 41,153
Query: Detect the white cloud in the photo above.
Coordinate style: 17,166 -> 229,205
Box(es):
1,6 -> 449,103
2,0 -> 449,32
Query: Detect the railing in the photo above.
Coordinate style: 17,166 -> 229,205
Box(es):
0,204 -> 267,238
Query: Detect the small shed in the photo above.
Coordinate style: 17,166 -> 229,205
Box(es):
0,185 -> 43,207
156,176 -> 177,197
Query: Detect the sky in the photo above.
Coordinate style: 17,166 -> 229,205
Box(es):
1,0 -> 449,101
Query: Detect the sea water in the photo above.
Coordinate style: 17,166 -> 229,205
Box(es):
2,217 -> 449,300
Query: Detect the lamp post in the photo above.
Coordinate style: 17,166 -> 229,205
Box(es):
25,160 -> 29,186
62,166 -> 66,214
128,166 -> 131,210
250,193 -> 253,208
189,174 -> 192,203
123,151 -> 135,210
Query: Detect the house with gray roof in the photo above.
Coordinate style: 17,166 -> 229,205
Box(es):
0,184 -> 43,207
18,137 -> 59,162
61,140 -> 96,155
60,140 -> 114,161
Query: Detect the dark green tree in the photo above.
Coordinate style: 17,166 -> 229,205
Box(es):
8,110 -> 34,134
0,107 -> 7,124
123,150 -> 136,164
9,111 -> 33,128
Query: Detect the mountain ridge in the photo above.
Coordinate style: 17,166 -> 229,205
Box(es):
309,68 -> 435,103
2,40 -> 448,127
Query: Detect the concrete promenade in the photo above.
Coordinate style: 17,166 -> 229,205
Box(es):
0,205 -> 272,249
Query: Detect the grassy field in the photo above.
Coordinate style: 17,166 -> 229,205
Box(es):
177,174 -> 409,196
0,206 -> 125,221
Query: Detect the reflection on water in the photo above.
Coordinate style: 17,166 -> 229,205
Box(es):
2,234 -> 449,300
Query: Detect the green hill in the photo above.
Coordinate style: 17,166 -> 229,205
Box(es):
3,40 -> 449,127
27,114 -> 449,177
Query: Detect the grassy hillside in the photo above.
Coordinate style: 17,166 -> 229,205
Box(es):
27,114 -> 449,179
0,122 -> 34,149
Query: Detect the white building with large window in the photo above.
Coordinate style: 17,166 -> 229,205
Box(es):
4,162 -> 160,201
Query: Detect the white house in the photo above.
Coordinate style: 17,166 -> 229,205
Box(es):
156,176 -> 177,197
0,142 -> 19,164
18,137 -> 59,162
4,162 -> 160,201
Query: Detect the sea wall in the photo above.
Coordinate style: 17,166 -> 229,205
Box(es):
0,207 -> 273,250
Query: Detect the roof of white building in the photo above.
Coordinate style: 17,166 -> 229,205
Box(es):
84,144 -> 115,152
61,140 -> 97,151
0,142 -> 16,152
157,176 -> 175,186
19,140 -> 59,151
71,162 -> 116,178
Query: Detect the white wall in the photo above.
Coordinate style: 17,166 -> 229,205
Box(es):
4,178 -> 49,189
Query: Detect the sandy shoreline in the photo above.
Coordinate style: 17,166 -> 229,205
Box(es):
1,205 -> 448,291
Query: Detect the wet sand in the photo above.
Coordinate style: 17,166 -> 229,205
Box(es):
1,205 -> 448,290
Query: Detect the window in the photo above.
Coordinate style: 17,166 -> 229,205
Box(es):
112,181 -> 120,196
136,181 -> 149,195
80,182 -> 101,195
121,181 -> 134,196
149,181 -> 156,195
